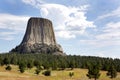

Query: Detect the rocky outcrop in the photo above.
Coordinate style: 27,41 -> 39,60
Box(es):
11,17 -> 65,56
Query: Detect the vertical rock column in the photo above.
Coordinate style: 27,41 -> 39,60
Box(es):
21,17 -> 56,45
11,17 -> 65,56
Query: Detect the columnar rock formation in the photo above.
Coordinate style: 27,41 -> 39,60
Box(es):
11,17 -> 65,56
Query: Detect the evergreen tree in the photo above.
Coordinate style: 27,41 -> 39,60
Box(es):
1,53 -> 120,74
19,62 -> 26,73
51,60 -> 58,70
107,65 -> 117,79
69,60 -> 75,70
10,57 -> 17,65
27,61 -> 34,69
60,60 -> 67,70
34,60 -> 41,68
87,63 -> 101,80
3,57 -> 9,65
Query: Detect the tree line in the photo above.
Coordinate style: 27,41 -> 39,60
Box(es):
0,53 -> 119,79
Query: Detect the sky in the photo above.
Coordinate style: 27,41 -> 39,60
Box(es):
0,0 -> 120,58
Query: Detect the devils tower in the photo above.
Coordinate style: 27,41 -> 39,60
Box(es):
11,17 -> 65,56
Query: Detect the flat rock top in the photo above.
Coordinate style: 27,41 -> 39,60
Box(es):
29,17 -> 52,21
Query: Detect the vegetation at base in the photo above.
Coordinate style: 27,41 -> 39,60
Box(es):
3,57 -> 10,65
19,62 -> 26,73
27,60 -> 34,69
87,63 -> 101,80
0,53 -> 119,79
5,65 -> 12,71
69,72 -> 74,77
107,65 -> 117,79
43,70 -> 51,76
35,68 -> 41,75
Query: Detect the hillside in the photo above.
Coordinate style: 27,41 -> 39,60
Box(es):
0,53 -> 120,80
0,65 -> 120,80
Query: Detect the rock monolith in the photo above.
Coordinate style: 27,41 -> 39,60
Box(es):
11,17 -> 65,56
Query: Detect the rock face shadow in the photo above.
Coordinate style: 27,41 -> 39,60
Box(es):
11,17 -> 65,56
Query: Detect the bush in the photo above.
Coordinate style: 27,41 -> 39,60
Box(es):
27,62 -> 33,69
19,62 -> 26,73
69,72 -> 74,77
43,70 -> 51,76
35,68 -> 41,75
6,65 -> 12,71
20,68 -> 25,73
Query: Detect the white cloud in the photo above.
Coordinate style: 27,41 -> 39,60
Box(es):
0,31 -> 16,40
79,21 -> 120,47
56,30 -> 75,39
97,7 -> 120,20
0,35 -> 14,41
22,0 -> 95,39
96,22 -> 120,40
80,39 -> 120,47
40,4 -> 96,39
0,13 -> 29,40
96,52 -> 105,57
22,0 -> 45,7
87,6 -> 120,48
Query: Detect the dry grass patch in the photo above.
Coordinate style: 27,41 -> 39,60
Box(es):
0,65 -> 120,80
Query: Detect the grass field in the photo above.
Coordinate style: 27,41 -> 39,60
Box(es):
0,65 -> 120,80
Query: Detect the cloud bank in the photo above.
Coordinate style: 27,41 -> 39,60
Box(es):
80,6 -> 120,47
0,13 -> 29,40
22,0 -> 95,39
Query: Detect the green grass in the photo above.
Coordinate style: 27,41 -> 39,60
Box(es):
0,65 -> 120,80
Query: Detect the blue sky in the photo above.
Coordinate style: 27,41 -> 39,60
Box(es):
0,0 -> 120,58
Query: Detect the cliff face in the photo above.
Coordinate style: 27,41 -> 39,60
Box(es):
22,18 -> 56,45
11,17 -> 65,56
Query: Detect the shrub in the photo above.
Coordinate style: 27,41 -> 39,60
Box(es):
43,70 -> 51,76
35,68 -> 41,75
27,62 -> 33,69
69,72 -> 74,77
20,68 -> 25,73
6,65 -> 12,71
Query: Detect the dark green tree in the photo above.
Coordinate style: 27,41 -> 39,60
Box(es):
69,60 -> 75,70
19,62 -> 26,73
3,57 -> 9,65
1,52 -> 120,74
87,64 -> 101,80
27,61 -> 34,69
10,57 -> 17,65
34,60 -> 41,68
60,60 -> 67,70
42,61 -> 50,69
107,65 -> 117,79
51,61 -> 58,70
